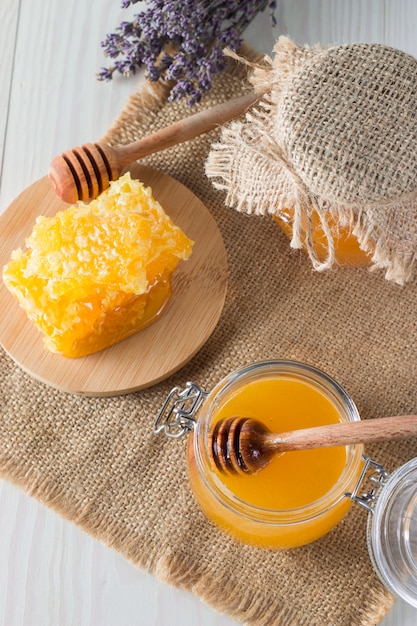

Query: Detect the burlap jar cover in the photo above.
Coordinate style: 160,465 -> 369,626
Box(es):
1,39 -> 417,626
207,37 -> 417,284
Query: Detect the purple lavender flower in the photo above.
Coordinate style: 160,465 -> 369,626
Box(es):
98,0 -> 276,105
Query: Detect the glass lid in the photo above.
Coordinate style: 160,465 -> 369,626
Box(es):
367,457 -> 417,607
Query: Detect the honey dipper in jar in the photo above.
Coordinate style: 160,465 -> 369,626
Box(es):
186,360 -> 365,548
2,172 -> 193,358
209,414 -> 417,475
206,37 -> 417,284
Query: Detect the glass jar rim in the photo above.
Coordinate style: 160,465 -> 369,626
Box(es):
367,456 -> 417,607
193,359 -> 363,525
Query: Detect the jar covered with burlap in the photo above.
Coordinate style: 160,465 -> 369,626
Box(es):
206,37 -> 417,284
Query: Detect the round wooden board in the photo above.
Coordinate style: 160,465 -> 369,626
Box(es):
0,164 -> 228,396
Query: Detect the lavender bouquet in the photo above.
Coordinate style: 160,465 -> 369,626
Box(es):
99,0 -> 275,105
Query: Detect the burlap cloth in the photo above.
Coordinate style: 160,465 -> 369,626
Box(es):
1,43 -> 417,626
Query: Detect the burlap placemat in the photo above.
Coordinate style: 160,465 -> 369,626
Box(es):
1,46 -> 417,626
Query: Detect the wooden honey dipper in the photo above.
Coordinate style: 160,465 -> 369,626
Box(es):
209,414 -> 417,475
48,93 -> 259,204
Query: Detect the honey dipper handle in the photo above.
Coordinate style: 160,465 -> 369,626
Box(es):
49,92 -> 261,204
268,414 -> 417,452
114,92 -> 260,167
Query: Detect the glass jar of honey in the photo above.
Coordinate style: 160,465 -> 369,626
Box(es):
155,360 -> 364,548
155,359 -> 417,606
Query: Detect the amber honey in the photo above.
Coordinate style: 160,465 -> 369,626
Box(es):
274,208 -> 371,267
188,361 -> 364,548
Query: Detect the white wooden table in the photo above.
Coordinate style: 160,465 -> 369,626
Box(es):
1,1 -> 416,624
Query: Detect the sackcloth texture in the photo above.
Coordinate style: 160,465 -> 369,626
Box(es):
206,37 -> 417,285
1,42 -> 417,626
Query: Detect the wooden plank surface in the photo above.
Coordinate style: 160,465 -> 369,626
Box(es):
1,1 -> 417,624
0,0 -> 19,176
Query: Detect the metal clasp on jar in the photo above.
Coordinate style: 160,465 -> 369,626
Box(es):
154,382 -> 209,439
345,455 -> 390,513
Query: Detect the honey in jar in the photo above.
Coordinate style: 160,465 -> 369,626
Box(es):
274,209 -> 372,268
186,360 -> 364,549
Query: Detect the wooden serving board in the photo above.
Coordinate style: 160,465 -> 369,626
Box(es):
0,164 -> 228,396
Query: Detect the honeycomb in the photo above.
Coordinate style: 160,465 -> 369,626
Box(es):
3,172 -> 193,358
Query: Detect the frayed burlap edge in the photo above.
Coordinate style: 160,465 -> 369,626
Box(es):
153,551 -> 393,626
206,36 -> 417,285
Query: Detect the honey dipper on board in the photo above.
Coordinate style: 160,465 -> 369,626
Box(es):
49,93 -> 259,204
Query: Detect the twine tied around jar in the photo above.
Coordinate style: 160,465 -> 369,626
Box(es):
206,37 -> 417,284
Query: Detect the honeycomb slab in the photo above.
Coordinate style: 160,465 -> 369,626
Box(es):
2,172 -> 193,358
